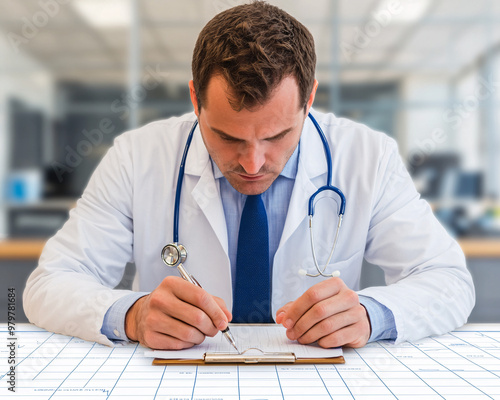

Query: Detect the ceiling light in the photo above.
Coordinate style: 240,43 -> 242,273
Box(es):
72,0 -> 131,28
375,0 -> 431,24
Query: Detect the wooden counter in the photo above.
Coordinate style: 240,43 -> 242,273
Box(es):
0,239 -> 47,259
457,238 -> 500,258
0,238 -> 499,259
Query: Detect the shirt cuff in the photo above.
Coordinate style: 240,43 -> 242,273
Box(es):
358,295 -> 398,342
101,292 -> 149,342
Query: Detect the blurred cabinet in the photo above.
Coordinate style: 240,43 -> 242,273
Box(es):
6,199 -> 73,238
0,239 -> 135,323
0,240 -> 46,323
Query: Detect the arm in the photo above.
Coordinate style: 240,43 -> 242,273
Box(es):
276,137 -> 474,346
358,138 -> 474,343
24,133 -> 231,348
23,136 -> 137,345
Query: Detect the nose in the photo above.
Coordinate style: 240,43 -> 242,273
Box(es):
239,144 -> 266,175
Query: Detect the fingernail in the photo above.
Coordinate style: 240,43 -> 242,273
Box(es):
218,320 -> 227,330
284,319 -> 293,329
276,311 -> 285,323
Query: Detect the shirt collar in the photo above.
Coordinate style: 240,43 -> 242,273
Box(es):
211,143 -> 300,180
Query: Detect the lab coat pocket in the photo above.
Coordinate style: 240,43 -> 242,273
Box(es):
300,249 -> 364,291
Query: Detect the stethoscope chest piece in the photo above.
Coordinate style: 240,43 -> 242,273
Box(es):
161,243 -> 187,267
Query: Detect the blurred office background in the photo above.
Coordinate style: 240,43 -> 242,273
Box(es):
0,0 -> 499,322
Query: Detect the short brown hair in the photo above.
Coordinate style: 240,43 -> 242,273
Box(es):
192,1 -> 316,111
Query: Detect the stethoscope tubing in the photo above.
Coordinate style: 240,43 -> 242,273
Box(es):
173,120 -> 198,243
166,112 -> 345,279
307,113 -> 346,217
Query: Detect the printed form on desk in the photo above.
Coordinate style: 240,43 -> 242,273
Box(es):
2,323 -> 500,399
144,324 -> 343,361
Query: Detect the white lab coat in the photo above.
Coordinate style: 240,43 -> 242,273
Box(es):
24,109 -> 475,346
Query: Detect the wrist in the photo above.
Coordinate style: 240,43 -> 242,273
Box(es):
358,295 -> 398,342
360,303 -> 372,338
125,296 -> 145,341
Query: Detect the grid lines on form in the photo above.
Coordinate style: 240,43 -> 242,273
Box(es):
2,324 -> 500,399
432,331 -> 500,398
374,340 -> 444,398
376,330 -> 500,400
0,329 -> 54,381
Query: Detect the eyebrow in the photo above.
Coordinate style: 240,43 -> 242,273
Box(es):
210,126 -> 294,142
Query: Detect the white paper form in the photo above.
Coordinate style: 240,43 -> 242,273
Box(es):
144,324 -> 342,360
1,323 -> 500,399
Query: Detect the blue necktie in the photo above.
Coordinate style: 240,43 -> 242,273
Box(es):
233,194 -> 272,323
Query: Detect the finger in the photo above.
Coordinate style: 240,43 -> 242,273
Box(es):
275,302 -> 293,324
140,329 -> 196,351
144,311 -> 206,345
288,289 -> 359,340
213,296 -> 232,323
153,290 -> 221,337
281,278 -> 344,329
161,277 -> 228,334
294,306 -> 362,344
138,291 -> 211,342
316,319 -> 370,349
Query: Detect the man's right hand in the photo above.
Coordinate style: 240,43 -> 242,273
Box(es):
125,276 -> 231,350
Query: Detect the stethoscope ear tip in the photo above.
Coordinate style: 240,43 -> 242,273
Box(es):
298,269 -> 307,276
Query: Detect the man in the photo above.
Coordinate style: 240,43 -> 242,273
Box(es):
24,2 -> 474,350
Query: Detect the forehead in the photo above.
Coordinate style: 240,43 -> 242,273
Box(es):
201,75 -> 303,139
203,74 -> 301,111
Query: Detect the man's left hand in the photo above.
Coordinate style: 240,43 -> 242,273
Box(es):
275,277 -> 371,348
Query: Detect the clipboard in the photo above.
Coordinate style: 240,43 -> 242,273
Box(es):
148,324 -> 345,365
152,351 -> 345,365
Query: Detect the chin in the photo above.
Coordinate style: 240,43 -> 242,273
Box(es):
229,180 -> 272,196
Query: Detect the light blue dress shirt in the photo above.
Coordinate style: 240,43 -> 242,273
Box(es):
102,142 -> 397,343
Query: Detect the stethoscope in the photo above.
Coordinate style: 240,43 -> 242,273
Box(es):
161,112 -> 346,279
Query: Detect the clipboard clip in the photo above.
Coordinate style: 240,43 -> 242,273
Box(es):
204,351 -> 296,364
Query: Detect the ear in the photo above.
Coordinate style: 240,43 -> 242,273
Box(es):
188,80 -> 200,117
305,79 -> 319,115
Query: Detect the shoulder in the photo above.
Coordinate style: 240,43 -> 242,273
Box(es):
306,109 -> 403,190
106,112 -> 197,167
309,108 -> 396,158
116,111 -> 197,147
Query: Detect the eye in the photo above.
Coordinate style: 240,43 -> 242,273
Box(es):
221,136 -> 237,142
265,132 -> 288,142
218,133 -> 243,143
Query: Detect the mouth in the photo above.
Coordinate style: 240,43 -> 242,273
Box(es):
237,174 -> 265,182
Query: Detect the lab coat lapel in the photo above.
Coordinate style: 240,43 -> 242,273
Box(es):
279,117 -> 328,248
184,125 -> 229,256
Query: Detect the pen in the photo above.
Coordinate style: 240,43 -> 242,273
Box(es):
176,263 -> 240,353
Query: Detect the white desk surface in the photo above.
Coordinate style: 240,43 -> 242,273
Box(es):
1,323 -> 499,399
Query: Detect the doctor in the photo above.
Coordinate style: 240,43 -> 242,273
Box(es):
24,1 -> 474,350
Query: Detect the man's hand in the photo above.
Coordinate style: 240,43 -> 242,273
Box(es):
275,277 -> 371,348
125,276 -> 231,350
